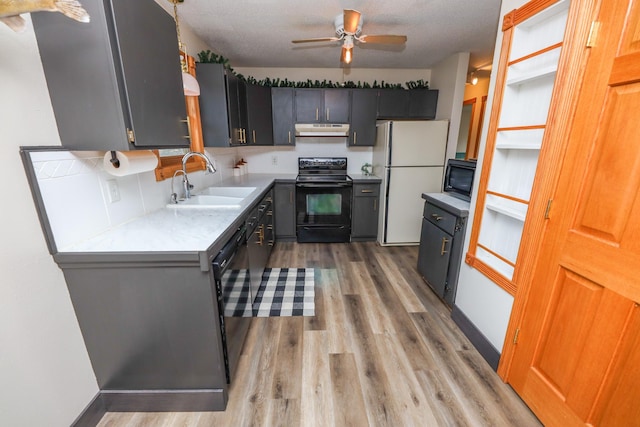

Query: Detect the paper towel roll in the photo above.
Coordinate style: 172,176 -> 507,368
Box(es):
103,151 -> 158,176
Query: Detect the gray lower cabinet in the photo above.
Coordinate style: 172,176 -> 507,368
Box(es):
247,190 -> 275,297
271,88 -> 296,145
417,193 -> 469,307
58,254 -> 230,412
351,182 -> 380,241
32,0 -> 188,151
274,182 -> 296,241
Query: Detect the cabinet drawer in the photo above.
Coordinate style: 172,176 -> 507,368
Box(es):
353,183 -> 380,197
423,202 -> 457,235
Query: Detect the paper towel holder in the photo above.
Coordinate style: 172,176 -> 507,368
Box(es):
109,151 -> 120,169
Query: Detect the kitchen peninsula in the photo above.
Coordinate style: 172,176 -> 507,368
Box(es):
25,169 -> 293,412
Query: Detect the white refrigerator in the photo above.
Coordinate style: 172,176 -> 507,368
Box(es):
372,120 -> 449,245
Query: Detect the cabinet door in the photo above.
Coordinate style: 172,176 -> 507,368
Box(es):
377,90 -> 409,118
227,73 -> 245,145
408,89 -> 438,119
245,85 -> 273,145
295,89 -> 323,122
271,88 -> 295,145
349,89 -> 378,146
417,218 -> 451,298
198,63 -> 232,147
352,196 -> 379,239
32,0 -> 188,150
323,89 -> 351,123
274,183 -> 296,240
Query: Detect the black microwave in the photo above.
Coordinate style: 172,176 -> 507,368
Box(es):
443,159 -> 477,201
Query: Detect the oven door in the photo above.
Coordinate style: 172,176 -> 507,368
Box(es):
295,182 -> 352,242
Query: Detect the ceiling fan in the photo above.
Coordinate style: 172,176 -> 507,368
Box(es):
291,9 -> 407,65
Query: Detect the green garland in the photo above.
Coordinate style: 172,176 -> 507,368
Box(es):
196,50 -> 429,90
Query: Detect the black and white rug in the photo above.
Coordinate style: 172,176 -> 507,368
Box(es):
223,268 -> 315,317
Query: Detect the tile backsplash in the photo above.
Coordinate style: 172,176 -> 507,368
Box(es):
28,141 -> 372,251
29,148 -> 236,250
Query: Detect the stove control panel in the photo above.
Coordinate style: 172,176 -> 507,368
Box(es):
298,157 -> 347,171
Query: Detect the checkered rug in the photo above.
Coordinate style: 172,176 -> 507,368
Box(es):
223,268 -> 315,317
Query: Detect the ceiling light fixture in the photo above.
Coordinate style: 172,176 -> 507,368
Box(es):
171,0 -> 200,96
341,35 -> 354,64
468,71 -> 478,85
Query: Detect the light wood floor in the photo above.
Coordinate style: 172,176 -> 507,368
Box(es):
97,242 -> 540,427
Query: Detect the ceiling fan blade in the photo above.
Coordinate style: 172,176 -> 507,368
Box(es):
358,34 -> 407,44
292,37 -> 341,44
343,9 -> 361,34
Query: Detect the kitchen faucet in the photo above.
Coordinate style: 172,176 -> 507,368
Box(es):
170,151 -> 217,202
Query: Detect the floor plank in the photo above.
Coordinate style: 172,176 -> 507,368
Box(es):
96,242 -> 540,427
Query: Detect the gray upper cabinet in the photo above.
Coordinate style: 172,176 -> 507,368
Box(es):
377,89 -> 439,119
198,63 -> 242,146
271,88 -> 296,146
295,89 -> 351,123
244,84 -> 273,146
348,89 -> 378,146
32,0 -> 189,151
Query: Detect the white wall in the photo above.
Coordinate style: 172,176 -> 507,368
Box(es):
0,18 -> 99,427
455,0 -> 528,352
430,52 -> 470,162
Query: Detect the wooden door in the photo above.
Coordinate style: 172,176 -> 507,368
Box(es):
508,0 -> 640,425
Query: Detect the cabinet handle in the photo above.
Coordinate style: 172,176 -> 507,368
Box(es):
353,131 -> 357,145
440,237 -> 450,256
268,241 -> 274,247
252,130 -> 257,143
288,131 -> 291,144
374,199 -> 377,211
361,189 -> 373,193
431,213 -> 443,221
315,108 -> 319,121
243,129 -> 247,144
255,225 -> 264,245
267,210 -> 273,216
326,108 -> 330,121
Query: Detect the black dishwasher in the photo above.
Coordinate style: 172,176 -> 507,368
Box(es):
212,225 -> 252,384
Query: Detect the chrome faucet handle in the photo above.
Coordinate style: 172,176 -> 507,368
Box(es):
170,193 -> 178,204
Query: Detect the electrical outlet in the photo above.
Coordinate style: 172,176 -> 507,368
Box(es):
106,179 -> 120,203
271,155 -> 278,166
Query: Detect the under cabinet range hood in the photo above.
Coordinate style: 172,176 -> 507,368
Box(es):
295,123 -> 350,137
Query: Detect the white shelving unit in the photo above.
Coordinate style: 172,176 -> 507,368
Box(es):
468,0 -> 570,287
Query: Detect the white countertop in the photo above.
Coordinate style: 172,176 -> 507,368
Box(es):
422,192 -> 471,216
61,174 -> 293,253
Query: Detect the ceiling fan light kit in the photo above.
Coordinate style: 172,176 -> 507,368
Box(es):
292,9 -> 408,64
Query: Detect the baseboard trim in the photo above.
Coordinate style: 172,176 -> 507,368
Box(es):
71,393 -> 106,427
451,305 -> 501,371
101,389 -> 227,412
72,389 -> 227,425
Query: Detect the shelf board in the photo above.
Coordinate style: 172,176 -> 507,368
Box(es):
495,142 -> 542,150
507,66 -> 557,86
485,201 -> 527,222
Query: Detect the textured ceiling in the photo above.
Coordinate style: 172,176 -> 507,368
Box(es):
166,0 -> 501,71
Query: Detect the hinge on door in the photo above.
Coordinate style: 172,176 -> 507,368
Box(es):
126,128 -> 135,143
513,328 -> 521,345
586,21 -> 600,48
544,199 -> 553,219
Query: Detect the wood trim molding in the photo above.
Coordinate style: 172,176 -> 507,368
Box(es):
463,97 -> 477,160
497,0 -> 599,381
513,0 -> 561,27
155,54 -> 206,181
466,23 -> 514,285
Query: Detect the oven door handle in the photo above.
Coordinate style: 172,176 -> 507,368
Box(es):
296,182 -> 352,188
